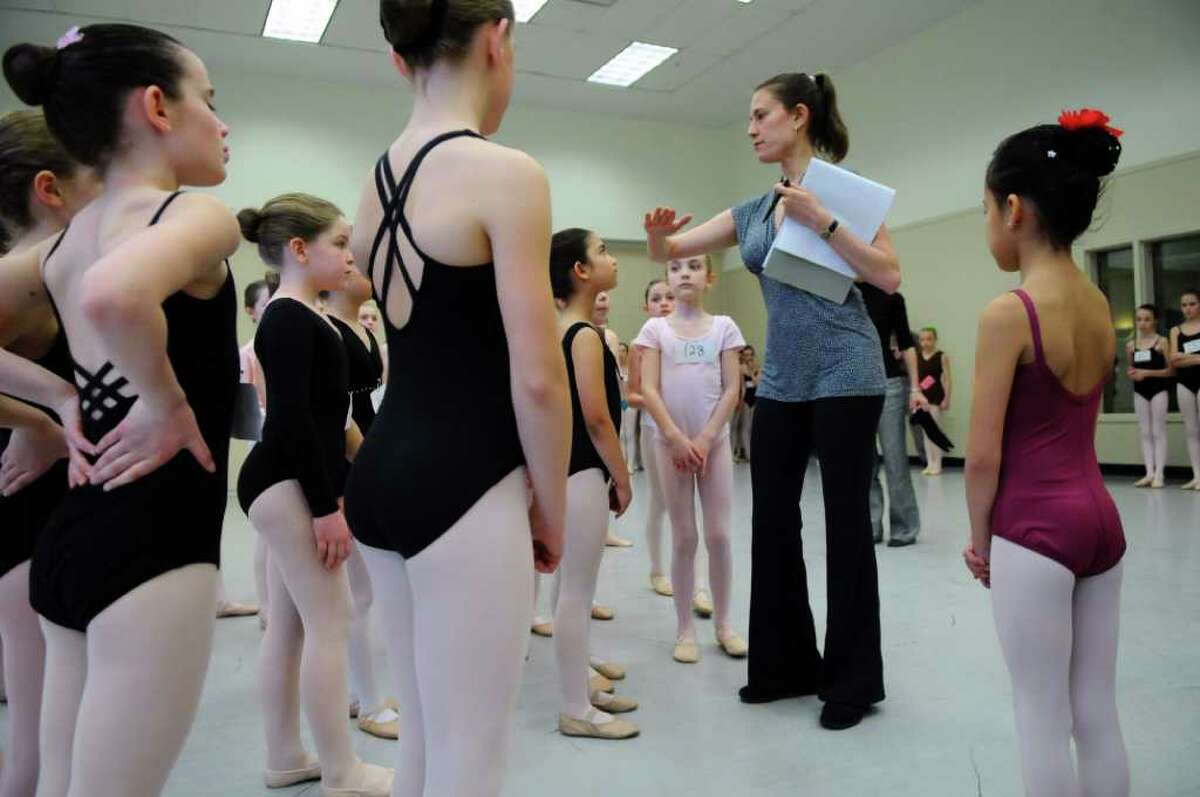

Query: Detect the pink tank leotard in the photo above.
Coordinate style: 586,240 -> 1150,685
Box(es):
989,289 -> 1125,577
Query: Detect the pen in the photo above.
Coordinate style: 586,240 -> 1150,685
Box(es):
763,177 -> 789,223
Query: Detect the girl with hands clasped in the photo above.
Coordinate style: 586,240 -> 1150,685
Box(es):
1126,305 -> 1173,488
1169,289 -> 1200,489
3,23 -> 242,797
236,194 -> 392,796
634,255 -> 747,664
548,228 -> 640,740
964,109 -> 1129,796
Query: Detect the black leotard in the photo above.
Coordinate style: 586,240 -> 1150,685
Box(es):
328,315 -> 383,435
344,130 -> 525,558
563,322 -> 621,481
237,299 -> 349,517
1131,337 -> 1172,400
917,350 -> 945,406
31,192 -> 238,631
1178,329 -> 1200,394
0,316 -> 72,580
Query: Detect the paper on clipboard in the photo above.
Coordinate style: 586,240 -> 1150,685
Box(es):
764,159 -> 896,302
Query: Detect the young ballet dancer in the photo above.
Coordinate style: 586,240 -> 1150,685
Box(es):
548,227 -> 639,740
629,279 -> 679,597
236,194 -> 392,796
344,2 -> 570,795
618,342 -> 638,470
964,109 -> 1129,796
1170,289 -> 1200,489
3,23 -> 244,796
916,327 -> 952,475
732,345 -> 760,462
635,254 -> 748,663
1127,305 -> 1173,488
645,71 -> 895,729
590,290 -> 634,549
0,108 -> 99,797
326,267 -> 399,740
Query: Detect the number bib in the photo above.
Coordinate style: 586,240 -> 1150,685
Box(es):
1184,338 -> 1200,355
1133,350 -> 1152,364
675,339 -> 717,365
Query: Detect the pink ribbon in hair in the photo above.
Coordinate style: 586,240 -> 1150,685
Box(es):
56,26 -> 84,50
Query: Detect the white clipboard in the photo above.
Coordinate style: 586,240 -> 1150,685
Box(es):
764,159 -> 895,303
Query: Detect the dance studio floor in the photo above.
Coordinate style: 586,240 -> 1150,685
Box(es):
6,465 -> 1198,795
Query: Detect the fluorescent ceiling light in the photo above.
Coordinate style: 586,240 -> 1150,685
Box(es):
514,0 -> 551,23
587,41 -> 678,88
262,0 -> 338,43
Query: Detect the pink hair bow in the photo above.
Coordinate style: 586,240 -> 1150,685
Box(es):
56,26 -> 84,50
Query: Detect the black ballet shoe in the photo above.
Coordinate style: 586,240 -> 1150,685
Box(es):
819,702 -> 867,730
886,537 -> 916,548
738,682 -> 817,705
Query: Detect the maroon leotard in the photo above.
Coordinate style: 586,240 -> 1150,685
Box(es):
989,289 -> 1125,577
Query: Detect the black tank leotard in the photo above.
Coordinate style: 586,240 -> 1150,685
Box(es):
0,311 -> 72,580
328,315 -> 383,435
30,192 -> 239,632
563,322 -> 621,481
1178,329 -> 1200,394
1131,337 -> 1172,400
344,130 -> 525,558
237,299 -> 349,517
917,350 -> 945,405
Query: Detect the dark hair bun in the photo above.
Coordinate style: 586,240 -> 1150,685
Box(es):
1062,125 -> 1121,178
380,0 -> 445,56
2,44 -> 60,106
237,208 -> 264,244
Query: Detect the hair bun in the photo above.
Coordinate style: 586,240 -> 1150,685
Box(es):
237,208 -> 264,243
380,0 -> 447,56
1063,125 -> 1122,178
3,43 -> 61,106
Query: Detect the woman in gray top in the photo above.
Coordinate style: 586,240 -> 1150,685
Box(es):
644,71 -> 899,731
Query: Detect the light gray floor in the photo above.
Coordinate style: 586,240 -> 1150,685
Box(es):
5,464 -> 1198,796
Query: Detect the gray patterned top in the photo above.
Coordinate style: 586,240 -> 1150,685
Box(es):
731,191 -> 886,402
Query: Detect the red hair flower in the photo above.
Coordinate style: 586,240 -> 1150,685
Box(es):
1058,108 -> 1123,138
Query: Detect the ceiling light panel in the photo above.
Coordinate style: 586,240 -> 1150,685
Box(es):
262,0 -> 339,43
514,0 -> 551,23
587,41 -> 678,88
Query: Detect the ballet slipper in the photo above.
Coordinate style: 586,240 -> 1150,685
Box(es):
605,530 -> 634,548
590,604 -> 615,621
1151,477 -> 1165,489
927,468 -> 943,476
558,709 -> 640,740
357,705 -> 400,740
531,617 -> 554,637
1182,479 -> 1198,490
590,689 -> 638,713
265,755 -> 321,788
591,659 -> 625,680
1134,475 -> 1153,488
672,637 -> 700,664
716,629 -> 749,658
216,600 -> 259,618
650,575 -> 674,596
321,762 -> 394,797
691,590 -> 714,618
589,670 -> 615,694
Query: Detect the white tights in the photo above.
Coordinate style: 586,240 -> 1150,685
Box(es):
37,563 -> 217,797
654,435 -> 734,637
990,537 -> 1129,797
360,467 -> 532,797
1178,386 -> 1200,480
249,480 -> 359,785
348,544 -> 383,713
554,469 -> 609,719
0,561 -> 44,797
924,405 -> 945,472
1134,392 -> 1169,480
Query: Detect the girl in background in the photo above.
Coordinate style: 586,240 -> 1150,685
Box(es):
1169,289 -> 1200,490
636,255 -> 747,663
1127,305 -> 1172,488
916,327 -> 952,475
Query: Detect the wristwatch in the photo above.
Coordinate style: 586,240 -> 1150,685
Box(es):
819,218 -> 840,241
